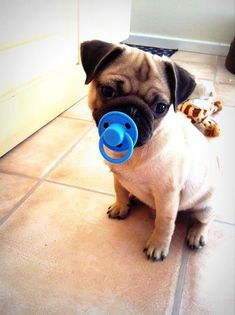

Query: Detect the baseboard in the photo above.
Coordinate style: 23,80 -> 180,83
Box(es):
126,33 -> 230,56
0,65 -> 88,157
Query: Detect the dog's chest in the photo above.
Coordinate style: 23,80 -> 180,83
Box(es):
113,166 -> 156,209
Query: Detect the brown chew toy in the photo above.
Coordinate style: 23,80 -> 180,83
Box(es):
178,80 -> 223,137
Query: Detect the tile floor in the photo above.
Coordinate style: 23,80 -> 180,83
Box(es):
0,51 -> 235,315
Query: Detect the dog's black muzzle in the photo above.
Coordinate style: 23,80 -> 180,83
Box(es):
93,95 -> 154,147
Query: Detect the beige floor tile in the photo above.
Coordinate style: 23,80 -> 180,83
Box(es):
180,222 -> 235,315
215,57 -> 235,85
209,106 -> 235,224
0,173 -> 37,220
47,127 -> 114,194
171,51 -> 217,66
61,96 -> 93,121
0,117 -> 92,178
174,60 -> 215,81
215,83 -> 235,107
0,181 -> 187,315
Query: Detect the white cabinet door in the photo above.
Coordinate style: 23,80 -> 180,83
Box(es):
0,0 -> 78,95
0,0 -> 86,157
0,0 -> 132,157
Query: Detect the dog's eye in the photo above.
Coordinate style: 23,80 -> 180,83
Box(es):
101,86 -> 115,98
154,102 -> 167,114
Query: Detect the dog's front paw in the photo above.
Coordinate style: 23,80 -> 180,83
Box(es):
143,234 -> 170,262
107,202 -> 131,220
187,222 -> 208,249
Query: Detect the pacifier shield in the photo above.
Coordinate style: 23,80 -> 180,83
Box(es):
98,111 -> 138,163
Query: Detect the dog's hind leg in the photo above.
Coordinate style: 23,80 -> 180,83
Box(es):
187,207 -> 215,249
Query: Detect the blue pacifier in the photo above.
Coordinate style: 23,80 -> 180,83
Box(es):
98,111 -> 138,164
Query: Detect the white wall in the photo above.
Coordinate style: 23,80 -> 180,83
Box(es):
129,0 -> 234,55
78,0 -> 131,43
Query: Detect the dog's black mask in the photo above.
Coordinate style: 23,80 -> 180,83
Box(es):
93,95 -> 155,147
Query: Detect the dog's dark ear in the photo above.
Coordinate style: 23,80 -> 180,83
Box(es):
164,59 -> 196,111
80,40 -> 124,84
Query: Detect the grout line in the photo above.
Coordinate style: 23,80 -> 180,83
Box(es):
0,168 -> 115,198
171,220 -> 191,315
0,180 -> 43,226
60,115 -> 93,123
41,126 -> 94,180
65,94 -> 88,109
0,169 -> 39,181
214,219 -> 235,227
75,94 -> 88,103
0,169 -> 114,196
60,94 -> 88,114
59,94 -> 88,119
0,125 -> 95,227
0,125 -> 95,182
223,104 -> 235,109
215,81 -> 235,87
171,248 -> 189,315
171,216 -> 235,315
44,178 -> 115,197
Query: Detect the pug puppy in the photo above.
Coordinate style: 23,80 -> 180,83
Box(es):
80,40 -> 218,261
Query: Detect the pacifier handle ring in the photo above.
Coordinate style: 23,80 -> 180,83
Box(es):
99,133 -> 134,164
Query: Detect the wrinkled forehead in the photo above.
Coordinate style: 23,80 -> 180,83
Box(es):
96,46 -> 171,102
